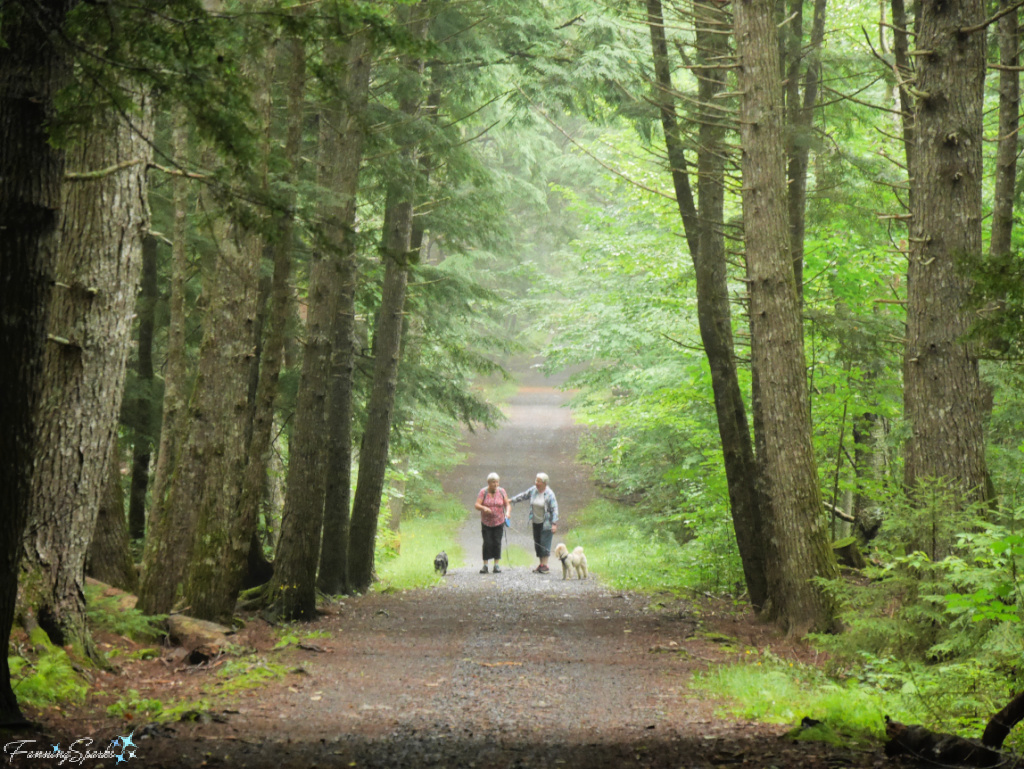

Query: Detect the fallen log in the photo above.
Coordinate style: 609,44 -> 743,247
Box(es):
885,718 -> 1004,767
982,691 -> 1024,751
884,694 -> 1024,768
166,614 -> 236,664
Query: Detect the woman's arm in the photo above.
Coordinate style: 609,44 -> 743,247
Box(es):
509,488 -> 532,504
547,490 -> 559,523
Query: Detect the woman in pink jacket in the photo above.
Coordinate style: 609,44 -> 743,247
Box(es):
475,472 -> 510,574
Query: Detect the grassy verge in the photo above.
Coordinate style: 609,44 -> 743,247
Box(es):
567,498 -> 735,593
690,650 -> 934,750
375,498 -> 470,590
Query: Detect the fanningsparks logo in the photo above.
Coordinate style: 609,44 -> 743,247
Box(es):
4,732 -> 140,765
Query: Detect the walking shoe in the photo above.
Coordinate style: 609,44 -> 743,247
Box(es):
538,564 -> 549,573
479,565 -> 488,574
492,565 -> 501,573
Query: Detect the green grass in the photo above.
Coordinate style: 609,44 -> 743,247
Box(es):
690,651 -> 930,749
375,499 -> 469,590
567,498 -> 742,593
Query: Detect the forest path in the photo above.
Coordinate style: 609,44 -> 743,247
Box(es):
17,365 -> 882,769
442,359 -> 596,572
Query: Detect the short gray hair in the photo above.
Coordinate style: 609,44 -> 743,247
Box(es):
535,472 -> 549,484
486,472 -> 500,481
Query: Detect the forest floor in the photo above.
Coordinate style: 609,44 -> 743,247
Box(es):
8,363 -> 898,769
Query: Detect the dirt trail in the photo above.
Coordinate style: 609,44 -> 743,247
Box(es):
11,365 -> 885,769
444,361 -> 596,570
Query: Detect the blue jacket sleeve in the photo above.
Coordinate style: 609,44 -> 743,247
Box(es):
547,490 -> 558,523
509,488 -> 532,504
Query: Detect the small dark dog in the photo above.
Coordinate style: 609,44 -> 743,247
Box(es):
434,551 -> 448,576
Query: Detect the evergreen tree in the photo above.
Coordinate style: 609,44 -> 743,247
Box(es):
734,0 -> 839,633
0,0 -> 81,725
902,0 -> 989,520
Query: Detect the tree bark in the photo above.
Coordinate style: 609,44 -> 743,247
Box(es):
87,442 -> 138,593
902,0 -> 988,507
127,235 -> 159,540
645,0 -> 699,259
178,200 -> 264,622
645,0 -> 768,610
349,2 -> 430,594
0,0 -> 79,725
891,0 -> 917,201
989,1 -> 1018,260
318,30 -> 374,596
734,0 -> 839,634
137,111 -> 193,616
230,29 -> 304,616
785,0 -> 827,296
21,82 -> 153,662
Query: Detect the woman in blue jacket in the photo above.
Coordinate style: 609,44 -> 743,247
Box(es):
510,473 -> 558,573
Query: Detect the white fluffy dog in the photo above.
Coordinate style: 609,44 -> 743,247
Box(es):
554,543 -> 571,579
554,543 -> 588,580
569,546 -> 588,580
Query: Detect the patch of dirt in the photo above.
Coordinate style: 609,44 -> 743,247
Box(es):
5,362 -> 893,769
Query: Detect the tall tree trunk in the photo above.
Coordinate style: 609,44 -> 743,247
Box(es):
22,84 -> 153,661
645,0 -> 699,258
177,192 -> 264,621
645,0 -> 768,610
210,30 -> 304,619
318,30 -> 374,596
87,441 -> 138,593
137,112 -> 193,616
264,21 -> 357,617
786,0 -> 827,296
891,0 -> 916,208
0,0 -> 78,726
127,234 -> 159,540
734,0 -> 839,634
348,3 -> 430,593
990,1 -> 1018,260
902,0 -> 988,507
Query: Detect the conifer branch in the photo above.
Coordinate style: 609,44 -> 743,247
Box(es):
65,158 -> 147,181
960,0 -> 1024,35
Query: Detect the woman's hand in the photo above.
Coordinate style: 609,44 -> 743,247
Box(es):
551,524 -> 557,533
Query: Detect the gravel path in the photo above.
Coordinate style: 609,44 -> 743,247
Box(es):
13,363 -> 885,769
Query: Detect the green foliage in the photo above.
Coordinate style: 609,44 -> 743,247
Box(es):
273,628 -> 330,651
106,689 -> 211,721
84,582 -> 167,643
572,499 -> 743,595
374,498 -> 469,590
691,650 -> 911,749
807,504 -> 1024,748
211,659 -> 287,694
9,649 -> 88,709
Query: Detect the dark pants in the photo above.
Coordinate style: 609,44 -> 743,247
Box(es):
482,523 -> 503,561
533,522 -> 552,557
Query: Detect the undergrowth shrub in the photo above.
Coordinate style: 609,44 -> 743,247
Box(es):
9,631 -> 88,708
84,582 -> 166,642
572,498 -> 743,594
809,498 -> 1024,750
106,690 -> 210,721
